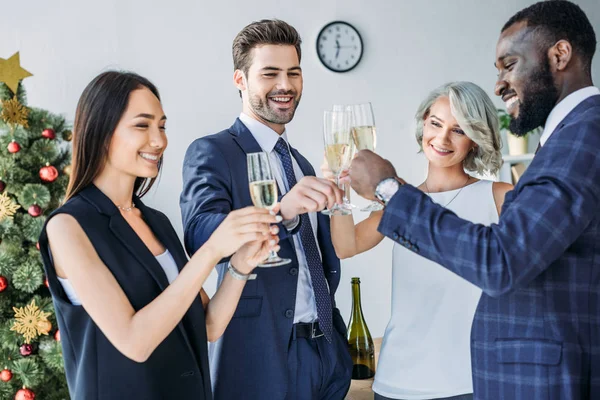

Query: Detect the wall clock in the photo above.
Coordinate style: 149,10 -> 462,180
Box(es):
316,21 -> 363,73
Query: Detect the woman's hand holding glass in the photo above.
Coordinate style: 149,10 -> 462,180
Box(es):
205,206 -> 281,263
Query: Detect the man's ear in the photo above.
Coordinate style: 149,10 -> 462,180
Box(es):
233,69 -> 246,92
549,40 -> 573,72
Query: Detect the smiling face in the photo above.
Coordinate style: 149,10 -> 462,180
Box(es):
421,96 -> 476,169
495,21 -> 559,136
234,44 -> 303,133
105,87 -> 167,180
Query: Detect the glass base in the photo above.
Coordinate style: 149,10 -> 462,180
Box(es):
257,256 -> 292,268
342,201 -> 357,210
360,201 -> 384,212
322,206 -> 352,216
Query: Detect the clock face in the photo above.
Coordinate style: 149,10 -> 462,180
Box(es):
316,21 -> 363,73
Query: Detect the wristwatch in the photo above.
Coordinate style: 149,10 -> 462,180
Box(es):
375,177 -> 402,206
227,262 -> 257,281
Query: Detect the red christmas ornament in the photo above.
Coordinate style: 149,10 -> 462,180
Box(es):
7,141 -> 21,154
0,180 -> 5,192
0,276 -> 7,292
54,329 -> 61,342
0,368 -> 12,382
44,277 -> 49,288
15,388 -> 35,400
41,128 -> 56,140
19,344 -> 33,357
28,205 -> 42,217
39,165 -> 58,183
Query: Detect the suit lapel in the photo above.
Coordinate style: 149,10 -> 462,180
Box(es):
134,200 -> 189,272
231,118 -> 263,155
289,145 -> 315,178
80,185 -> 170,291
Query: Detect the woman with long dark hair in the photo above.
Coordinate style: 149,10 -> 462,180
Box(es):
38,71 -> 279,399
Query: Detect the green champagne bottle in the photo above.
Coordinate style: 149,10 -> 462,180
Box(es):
347,277 -> 375,379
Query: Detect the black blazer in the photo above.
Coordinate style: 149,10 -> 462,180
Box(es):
39,185 -> 212,400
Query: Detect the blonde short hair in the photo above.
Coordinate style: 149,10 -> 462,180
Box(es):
415,81 -> 503,175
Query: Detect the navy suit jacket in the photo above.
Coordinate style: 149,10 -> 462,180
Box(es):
379,95 -> 600,399
39,185 -> 212,400
180,119 -> 348,399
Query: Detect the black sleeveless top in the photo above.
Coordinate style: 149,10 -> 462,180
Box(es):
38,185 -> 212,400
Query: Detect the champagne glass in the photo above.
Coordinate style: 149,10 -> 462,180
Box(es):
322,110 -> 353,216
332,104 -> 357,210
348,103 -> 383,212
247,152 -> 291,267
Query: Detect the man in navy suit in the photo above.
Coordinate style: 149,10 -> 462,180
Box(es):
180,19 -> 352,400
346,1 -> 599,399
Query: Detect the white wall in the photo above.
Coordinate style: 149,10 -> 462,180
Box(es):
3,0 -> 599,337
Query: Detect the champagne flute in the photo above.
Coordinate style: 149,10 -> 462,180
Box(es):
247,152 -> 291,267
322,110 -> 353,216
348,103 -> 383,212
332,104 -> 357,210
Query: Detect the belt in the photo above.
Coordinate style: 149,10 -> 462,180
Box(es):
294,321 -> 324,339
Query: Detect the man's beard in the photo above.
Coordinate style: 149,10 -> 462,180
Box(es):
248,89 -> 301,125
509,58 -> 559,136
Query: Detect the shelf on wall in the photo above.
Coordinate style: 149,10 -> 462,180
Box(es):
502,153 -> 535,163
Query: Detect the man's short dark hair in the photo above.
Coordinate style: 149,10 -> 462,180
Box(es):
502,0 -> 596,75
232,19 -> 302,75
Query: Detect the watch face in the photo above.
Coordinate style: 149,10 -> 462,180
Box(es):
316,21 -> 363,73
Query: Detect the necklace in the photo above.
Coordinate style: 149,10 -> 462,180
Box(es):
424,175 -> 471,208
116,203 -> 135,212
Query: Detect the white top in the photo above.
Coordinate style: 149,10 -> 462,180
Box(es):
57,249 -> 179,306
372,180 -> 499,399
239,112 -> 321,324
539,86 -> 600,147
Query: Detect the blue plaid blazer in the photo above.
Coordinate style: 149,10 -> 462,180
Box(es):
378,95 -> 600,399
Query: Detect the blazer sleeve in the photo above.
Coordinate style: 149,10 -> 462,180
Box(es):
180,136 -> 299,257
180,138 -> 232,256
377,117 -> 600,298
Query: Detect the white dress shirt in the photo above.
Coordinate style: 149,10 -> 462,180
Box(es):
239,113 -> 320,323
539,86 -> 600,147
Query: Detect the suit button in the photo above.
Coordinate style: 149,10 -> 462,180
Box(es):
285,309 -> 294,319
289,267 -> 298,276
393,233 -> 399,240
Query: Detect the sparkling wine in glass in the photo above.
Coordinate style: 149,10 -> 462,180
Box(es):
348,103 -> 383,212
247,152 -> 291,267
322,110 -> 353,216
332,104 -> 357,210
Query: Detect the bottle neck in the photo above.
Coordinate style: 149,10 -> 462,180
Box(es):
351,282 -> 363,319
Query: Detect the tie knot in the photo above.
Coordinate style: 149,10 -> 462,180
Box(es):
274,137 -> 289,158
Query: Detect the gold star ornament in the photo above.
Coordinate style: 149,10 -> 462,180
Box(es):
0,52 -> 33,94
11,300 -> 52,343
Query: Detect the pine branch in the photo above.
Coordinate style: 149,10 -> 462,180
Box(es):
12,261 -> 44,294
38,337 -> 64,373
12,358 -> 44,388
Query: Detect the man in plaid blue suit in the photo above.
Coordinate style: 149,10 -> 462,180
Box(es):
346,1 -> 599,399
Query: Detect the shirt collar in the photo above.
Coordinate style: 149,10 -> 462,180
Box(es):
239,112 -> 289,153
539,86 -> 600,147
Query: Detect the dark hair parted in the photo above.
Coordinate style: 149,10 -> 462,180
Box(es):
232,19 -> 302,75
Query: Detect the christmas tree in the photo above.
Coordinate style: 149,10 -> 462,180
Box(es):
0,52 -> 70,400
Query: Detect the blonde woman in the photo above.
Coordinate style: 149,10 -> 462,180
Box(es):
323,82 -> 512,400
